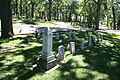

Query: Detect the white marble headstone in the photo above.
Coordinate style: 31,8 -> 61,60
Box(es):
81,39 -> 84,50
68,31 -> 72,38
56,32 -> 60,40
70,42 -> 75,54
88,37 -> 92,47
57,45 -> 65,61
73,31 -> 76,38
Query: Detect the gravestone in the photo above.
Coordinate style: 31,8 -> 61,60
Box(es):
88,37 -> 92,47
37,27 -> 57,71
81,39 -> 84,50
73,31 -> 76,38
93,39 -> 97,45
68,31 -> 72,38
56,32 -> 60,40
63,34 -> 67,40
70,42 -> 75,54
57,45 -> 65,61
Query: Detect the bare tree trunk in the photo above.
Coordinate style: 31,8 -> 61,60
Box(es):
95,3 -> 101,30
20,0 -> 22,17
31,0 -> 35,18
0,0 -> 14,38
15,0 -> 18,16
112,6 -> 116,30
48,0 -> 52,21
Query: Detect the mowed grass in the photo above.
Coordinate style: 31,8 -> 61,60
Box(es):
0,31 -> 120,80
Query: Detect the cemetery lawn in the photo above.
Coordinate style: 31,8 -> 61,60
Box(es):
0,32 -> 120,80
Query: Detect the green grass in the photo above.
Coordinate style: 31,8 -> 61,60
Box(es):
0,32 -> 120,80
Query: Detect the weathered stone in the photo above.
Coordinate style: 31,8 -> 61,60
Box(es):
88,37 -> 92,47
73,31 -> 76,38
68,31 -> 72,38
37,27 -> 57,71
81,39 -> 84,50
70,42 -> 75,54
56,32 -> 60,40
57,45 -> 65,61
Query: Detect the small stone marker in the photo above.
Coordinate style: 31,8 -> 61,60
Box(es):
68,31 -> 72,38
63,34 -> 67,40
94,39 -> 97,45
88,37 -> 92,47
57,45 -> 65,61
73,31 -> 76,38
70,42 -> 75,54
56,32 -> 60,40
81,39 -> 84,50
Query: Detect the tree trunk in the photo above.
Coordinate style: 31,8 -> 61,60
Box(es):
20,0 -> 22,17
0,0 -> 14,38
31,1 -> 35,18
68,11 -> 72,22
56,7 -> 59,20
112,6 -> 116,30
25,0 -> 28,18
95,3 -> 101,30
15,0 -> 18,16
48,0 -> 52,21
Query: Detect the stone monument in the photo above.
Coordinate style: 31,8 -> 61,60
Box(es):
37,27 -> 57,71
88,37 -> 92,47
70,42 -> 75,54
73,31 -> 76,38
68,31 -> 72,38
56,32 -> 60,40
57,45 -> 65,61
81,39 -> 84,50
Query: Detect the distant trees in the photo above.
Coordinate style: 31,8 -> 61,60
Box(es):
0,0 -> 119,37
0,0 -> 14,38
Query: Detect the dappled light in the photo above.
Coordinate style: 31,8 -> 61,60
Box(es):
0,31 -> 120,80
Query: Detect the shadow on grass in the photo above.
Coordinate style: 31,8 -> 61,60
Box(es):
0,32 -> 120,80
80,33 -> 120,80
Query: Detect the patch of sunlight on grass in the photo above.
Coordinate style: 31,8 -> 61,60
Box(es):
75,68 -> 109,80
2,55 -> 25,66
0,69 -> 16,79
107,61 -> 119,67
102,40 -> 114,47
0,39 -> 24,47
29,70 -> 61,80
70,55 -> 89,67
113,35 -> 120,39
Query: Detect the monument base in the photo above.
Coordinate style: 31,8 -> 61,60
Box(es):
37,54 -> 57,71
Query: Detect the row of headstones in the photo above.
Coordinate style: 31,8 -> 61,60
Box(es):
55,31 -> 76,40
56,35 -> 104,61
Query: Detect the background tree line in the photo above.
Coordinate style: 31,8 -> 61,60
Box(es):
0,0 -> 120,38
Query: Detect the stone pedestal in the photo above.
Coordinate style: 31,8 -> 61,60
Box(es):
37,27 -> 57,71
